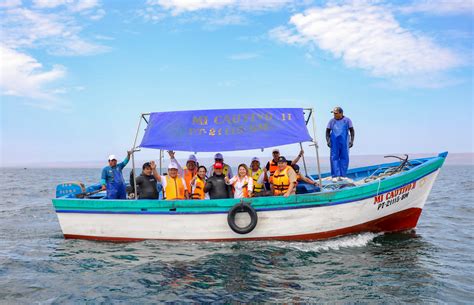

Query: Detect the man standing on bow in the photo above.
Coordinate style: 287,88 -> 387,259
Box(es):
326,107 -> 355,181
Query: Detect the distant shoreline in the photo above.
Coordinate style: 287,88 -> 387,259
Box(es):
2,152 -> 473,168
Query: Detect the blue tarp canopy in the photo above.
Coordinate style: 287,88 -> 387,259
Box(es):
139,108 -> 313,152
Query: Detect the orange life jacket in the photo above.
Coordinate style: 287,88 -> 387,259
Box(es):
268,160 -> 279,177
183,168 -> 196,192
272,166 -> 291,196
164,176 -> 185,200
191,176 -> 205,200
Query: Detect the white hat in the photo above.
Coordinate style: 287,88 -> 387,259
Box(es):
187,154 -> 197,163
251,157 -> 260,163
168,163 -> 178,169
108,154 -> 117,161
272,148 -> 280,153
214,153 -> 223,159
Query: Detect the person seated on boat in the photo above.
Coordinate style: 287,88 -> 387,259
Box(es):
225,164 -> 254,199
291,164 -> 319,187
168,151 -> 198,192
134,161 -> 160,199
326,106 -> 355,182
208,153 -> 233,179
270,156 -> 297,197
204,162 -> 233,199
249,157 -> 265,194
265,149 -> 303,179
100,151 -> 132,199
151,162 -> 189,200
189,166 -> 209,200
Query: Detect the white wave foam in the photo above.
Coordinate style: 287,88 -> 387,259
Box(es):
270,233 -> 382,252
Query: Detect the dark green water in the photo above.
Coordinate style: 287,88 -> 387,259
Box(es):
0,166 -> 472,303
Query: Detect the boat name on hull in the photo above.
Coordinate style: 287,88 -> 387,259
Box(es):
373,181 -> 417,211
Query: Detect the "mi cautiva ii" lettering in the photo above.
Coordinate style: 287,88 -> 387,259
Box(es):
373,182 -> 416,211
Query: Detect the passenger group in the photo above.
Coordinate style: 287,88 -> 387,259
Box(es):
101,106 -> 355,200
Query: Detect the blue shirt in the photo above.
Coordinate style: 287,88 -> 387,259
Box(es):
101,156 -> 129,185
327,117 -> 353,137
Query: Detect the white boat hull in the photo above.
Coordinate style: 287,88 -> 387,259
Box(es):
55,170 -> 439,241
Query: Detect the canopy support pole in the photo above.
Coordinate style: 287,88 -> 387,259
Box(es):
159,150 -> 163,175
299,142 -> 308,177
302,108 -> 312,179
310,108 -> 323,187
131,114 -> 144,200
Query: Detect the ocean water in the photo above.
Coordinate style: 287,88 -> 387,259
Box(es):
0,166 -> 473,303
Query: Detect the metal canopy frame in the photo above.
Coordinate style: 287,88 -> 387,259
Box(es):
129,109 -> 323,200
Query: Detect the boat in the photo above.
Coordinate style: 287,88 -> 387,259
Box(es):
52,108 -> 447,242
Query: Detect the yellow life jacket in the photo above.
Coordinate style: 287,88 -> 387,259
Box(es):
222,164 -> 231,177
165,176 -> 185,200
250,169 -> 264,193
191,176 -> 205,200
272,166 -> 291,196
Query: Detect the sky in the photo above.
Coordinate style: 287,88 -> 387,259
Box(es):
0,0 -> 473,167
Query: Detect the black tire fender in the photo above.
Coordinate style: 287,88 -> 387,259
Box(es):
227,202 -> 258,234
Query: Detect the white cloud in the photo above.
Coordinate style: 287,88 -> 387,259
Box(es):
33,0 -> 100,12
206,14 -> 245,25
141,0 -> 308,27
1,8 -> 109,55
94,34 -> 114,40
48,36 -> 110,56
269,25 -> 309,45
399,0 -> 474,15
71,0 -> 99,12
33,0 -> 66,9
89,8 -> 105,20
148,0 -> 295,14
0,3 -> 108,106
271,2 -> 464,78
0,0 -> 21,8
228,52 -> 260,60
0,45 -> 66,100
137,6 -> 166,22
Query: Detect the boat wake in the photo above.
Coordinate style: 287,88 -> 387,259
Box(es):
269,232 -> 382,252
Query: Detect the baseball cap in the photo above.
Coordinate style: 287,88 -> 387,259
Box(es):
108,154 -> 117,161
168,163 -> 178,169
277,156 -> 287,163
214,153 -> 223,160
187,154 -> 197,163
292,164 -> 300,172
331,106 -> 343,114
213,162 -> 223,169
272,148 -> 280,153
251,157 -> 260,163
